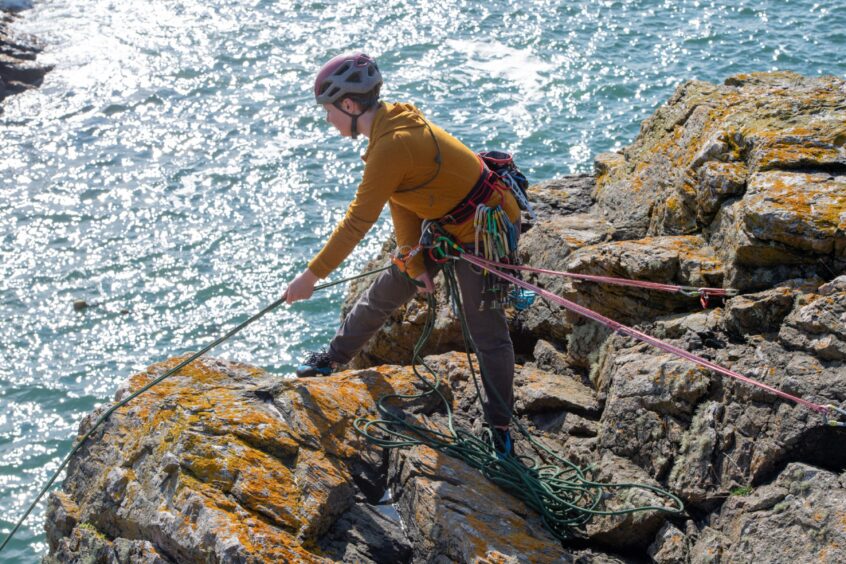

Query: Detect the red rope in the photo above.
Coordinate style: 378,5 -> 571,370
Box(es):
460,254 -> 829,415
464,254 -> 736,299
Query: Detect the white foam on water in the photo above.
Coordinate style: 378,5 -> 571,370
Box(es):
446,38 -> 553,97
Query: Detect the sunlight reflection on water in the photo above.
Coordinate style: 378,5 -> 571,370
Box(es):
1,0 -> 844,559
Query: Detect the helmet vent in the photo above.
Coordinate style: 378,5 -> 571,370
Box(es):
314,52 -> 383,105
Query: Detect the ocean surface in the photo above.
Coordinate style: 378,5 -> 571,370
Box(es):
1,0 -> 844,560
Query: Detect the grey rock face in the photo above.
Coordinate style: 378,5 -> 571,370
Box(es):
649,522 -> 688,564
689,463 -> 846,562
0,9 -> 52,107
317,502 -> 412,563
723,286 -> 795,337
514,364 -> 600,416
779,289 -> 846,361
389,445 -> 570,563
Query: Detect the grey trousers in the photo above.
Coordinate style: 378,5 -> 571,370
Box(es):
328,256 -> 515,427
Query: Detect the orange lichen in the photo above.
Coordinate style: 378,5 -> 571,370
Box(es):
747,173 -> 845,236
464,512 -> 561,556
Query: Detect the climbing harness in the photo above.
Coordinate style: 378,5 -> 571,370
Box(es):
478,150 -> 536,220
0,265 -> 393,554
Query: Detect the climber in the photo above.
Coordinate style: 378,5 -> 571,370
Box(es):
281,52 -> 522,455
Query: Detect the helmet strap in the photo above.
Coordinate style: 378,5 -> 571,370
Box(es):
334,100 -> 370,139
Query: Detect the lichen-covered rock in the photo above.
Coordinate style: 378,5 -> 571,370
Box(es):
593,71 -> 846,290
648,521 -> 688,564
47,352 -> 612,563
742,171 -> 846,255
44,356 -> 448,563
689,463 -> 846,563
389,445 -> 570,563
43,524 -> 169,564
44,71 -> 846,563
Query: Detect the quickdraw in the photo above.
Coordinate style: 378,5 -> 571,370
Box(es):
824,404 -> 846,428
473,204 -> 518,263
679,286 -> 740,308
469,204 -> 520,310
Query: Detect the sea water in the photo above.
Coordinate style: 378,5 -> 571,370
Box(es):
1,0 -> 844,560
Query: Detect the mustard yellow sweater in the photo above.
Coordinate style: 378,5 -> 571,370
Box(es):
308,102 -> 520,279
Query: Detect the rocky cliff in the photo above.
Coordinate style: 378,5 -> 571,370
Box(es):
44,71 -> 846,562
0,3 -> 51,108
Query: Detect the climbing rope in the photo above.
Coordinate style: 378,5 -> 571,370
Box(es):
354,260 -> 685,541
356,236 -> 845,540
6,238 -> 842,553
464,254 -> 738,303
0,265 -> 391,554
458,253 -> 845,424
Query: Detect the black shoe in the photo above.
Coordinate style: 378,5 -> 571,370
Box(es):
490,427 -> 514,459
296,350 -> 334,377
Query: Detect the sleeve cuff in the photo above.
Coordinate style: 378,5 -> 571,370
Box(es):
405,254 -> 426,279
307,257 -> 332,280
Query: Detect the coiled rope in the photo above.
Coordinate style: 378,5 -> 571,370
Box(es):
354,259 -> 684,541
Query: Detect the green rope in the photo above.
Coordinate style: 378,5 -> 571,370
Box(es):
354,260 -> 684,541
0,265 -> 391,554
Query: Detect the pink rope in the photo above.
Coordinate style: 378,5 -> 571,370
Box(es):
461,254 -> 828,414
465,255 -> 736,298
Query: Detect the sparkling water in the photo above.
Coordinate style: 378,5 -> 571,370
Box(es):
1,0 -> 844,560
